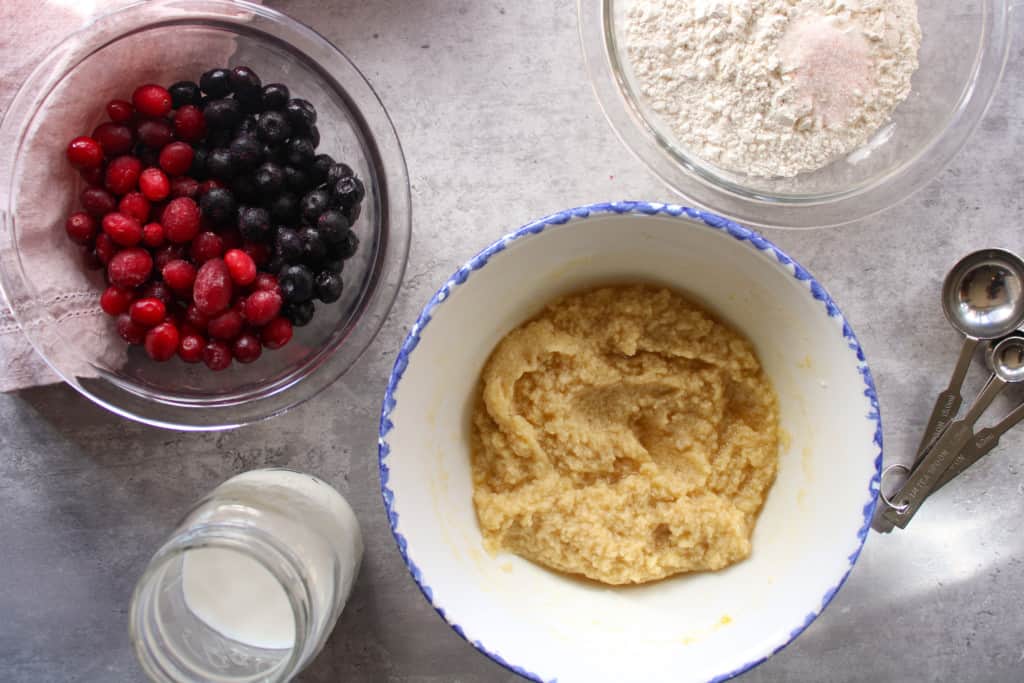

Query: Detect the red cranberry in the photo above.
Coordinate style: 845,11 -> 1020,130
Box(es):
232,333 -> 262,363
133,84 -> 173,118
139,167 -> 170,201
158,142 -> 194,177
242,241 -> 270,267
141,281 -> 173,305
144,322 -> 180,361
142,222 -> 165,248
107,247 -> 152,288
207,309 -> 244,340
92,123 -> 135,157
105,155 -> 142,195
260,317 -> 293,349
116,313 -> 147,345
253,273 -> 279,292
178,333 -> 205,363
118,192 -> 151,222
169,177 -> 200,199
102,212 -> 143,247
136,119 -> 174,149
106,99 -> 134,123
100,285 -> 135,316
184,304 -> 210,332
190,231 -> 224,263
243,290 -> 282,327
223,249 -> 257,286
161,197 -> 201,243
173,105 -> 207,143
94,233 -> 118,265
162,259 -> 197,294
79,165 -> 105,186
66,136 -> 103,169
193,258 -> 233,316
153,243 -> 186,271
202,340 -> 233,371
130,297 -> 167,327
65,211 -> 97,245
81,187 -> 117,217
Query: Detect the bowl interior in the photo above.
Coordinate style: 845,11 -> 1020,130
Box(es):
0,1 -> 409,428
383,208 -> 880,683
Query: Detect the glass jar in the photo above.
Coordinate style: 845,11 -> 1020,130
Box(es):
130,468 -> 363,682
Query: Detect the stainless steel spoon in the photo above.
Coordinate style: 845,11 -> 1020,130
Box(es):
883,333 -> 1024,528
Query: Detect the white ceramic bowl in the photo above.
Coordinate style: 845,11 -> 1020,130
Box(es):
379,202 -> 881,683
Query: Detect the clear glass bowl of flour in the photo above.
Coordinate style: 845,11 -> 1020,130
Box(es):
578,0 -> 1015,228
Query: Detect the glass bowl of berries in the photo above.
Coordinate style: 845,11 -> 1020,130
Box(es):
0,0 -> 410,430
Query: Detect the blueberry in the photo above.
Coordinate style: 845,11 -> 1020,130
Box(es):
284,99 -> 317,130
169,80 -> 201,107
269,193 -> 299,223
238,206 -> 272,242
265,255 -> 285,275
344,201 -> 362,225
229,135 -> 263,170
315,271 -> 343,303
280,264 -> 315,303
206,148 -> 235,180
231,174 -> 261,205
189,147 -> 209,180
200,188 -> 237,225
207,127 -> 234,149
230,66 -> 261,91
257,110 -> 292,144
274,228 -> 303,264
333,229 -> 359,260
283,166 -> 312,194
332,175 -> 365,210
200,68 -> 233,97
284,300 -> 315,327
236,116 -> 259,137
310,154 -> 334,185
285,137 -> 315,168
316,209 -> 350,245
299,227 -> 326,264
203,98 -> 241,130
253,162 -> 285,196
300,189 -> 331,223
326,163 -> 354,186
261,83 -> 290,110
306,125 -> 320,148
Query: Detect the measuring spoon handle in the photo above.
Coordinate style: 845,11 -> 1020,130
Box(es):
912,337 -> 979,465
931,400 -> 1024,493
883,374 -> 1007,528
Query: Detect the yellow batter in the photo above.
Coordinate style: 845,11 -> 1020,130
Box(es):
470,285 -> 779,585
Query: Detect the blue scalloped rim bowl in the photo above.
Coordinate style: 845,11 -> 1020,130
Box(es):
379,202 -> 882,683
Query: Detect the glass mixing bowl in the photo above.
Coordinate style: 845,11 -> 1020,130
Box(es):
578,0 -> 1015,228
0,0 -> 410,430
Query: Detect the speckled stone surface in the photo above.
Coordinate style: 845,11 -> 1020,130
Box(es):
2,1 -> 1024,681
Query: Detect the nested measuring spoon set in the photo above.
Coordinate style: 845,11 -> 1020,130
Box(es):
881,249 -> 1024,528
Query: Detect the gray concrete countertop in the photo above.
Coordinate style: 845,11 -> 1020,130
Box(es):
3,1 -> 1024,681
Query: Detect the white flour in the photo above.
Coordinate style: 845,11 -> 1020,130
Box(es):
625,0 -> 921,178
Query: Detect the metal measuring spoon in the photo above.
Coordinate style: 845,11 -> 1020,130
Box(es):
909,249 -> 1024,464
883,334 -> 1024,528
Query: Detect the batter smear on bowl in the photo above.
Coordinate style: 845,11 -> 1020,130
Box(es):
470,285 -> 780,585
625,0 -> 921,177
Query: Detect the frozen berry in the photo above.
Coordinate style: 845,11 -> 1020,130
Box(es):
279,264 -> 314,303
172,105 -> 206,143
142,222 -> 165,248
105,155 -> 142,195
269,193 -> 299,223
197,179 -> 224,196
118,192 -> 150,222
300,189 -> 331,223
79,165 -> 105,187
203,340 -> 233,370
326,163 -> 353,186
332,176 -> 365,210
200,68 -> 232,97
332,230 -> 359,260
237,206 -> 271,242
306,125 -> 320,148
81,187 -> 117,217
256,110 -> 291,144
102,212 -> 143,247
299,227 -> 326,264
203,98 -> 241,129
152,244 -> 184,272
141,281 -> 173,306
100,285 -> 134,316
132,84 -> 172,118
65,211 -> 97,244
139,168 -> 170,201
230,135 -> 263,170
232,333 -> 262,363
243,289 -> 282,326
315,271 -> 343,303
143,322 -> 179,361
190,231 -> 224,263
184,304 -> 210,331
107,247 -> 152,288
66,136 -> 103,169
316,209 -> 349,245
193,258 -> 233,316
230,66 -> 261,91
285,137 -> 315,168
261,83 -> 290,110
158,142 -> 194,177
283,165 -> 311,194
116,314 -> 147,345
169,177 -> 200,199
344,201 -> 362,225
253,162 -> 284,196
162,259 -> 197,294
253,273 -> 279,292
94,233 -> 118,265
130,297 -> 167,327
178,333 -> 205,363
260,316 -> 293,349
274,228 -> 303,264
92,123 -> 134,156
284,98 -> 316,130
224,249 -> 257,285
106,99 -> 134,123
310,154 -> 334,185
207,309 -> 244,340
136,119 -> 174,150
169,80 -> 201,108
161,197 -> 201,243
206,148 -> 234,180
284,300 -> 314,326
